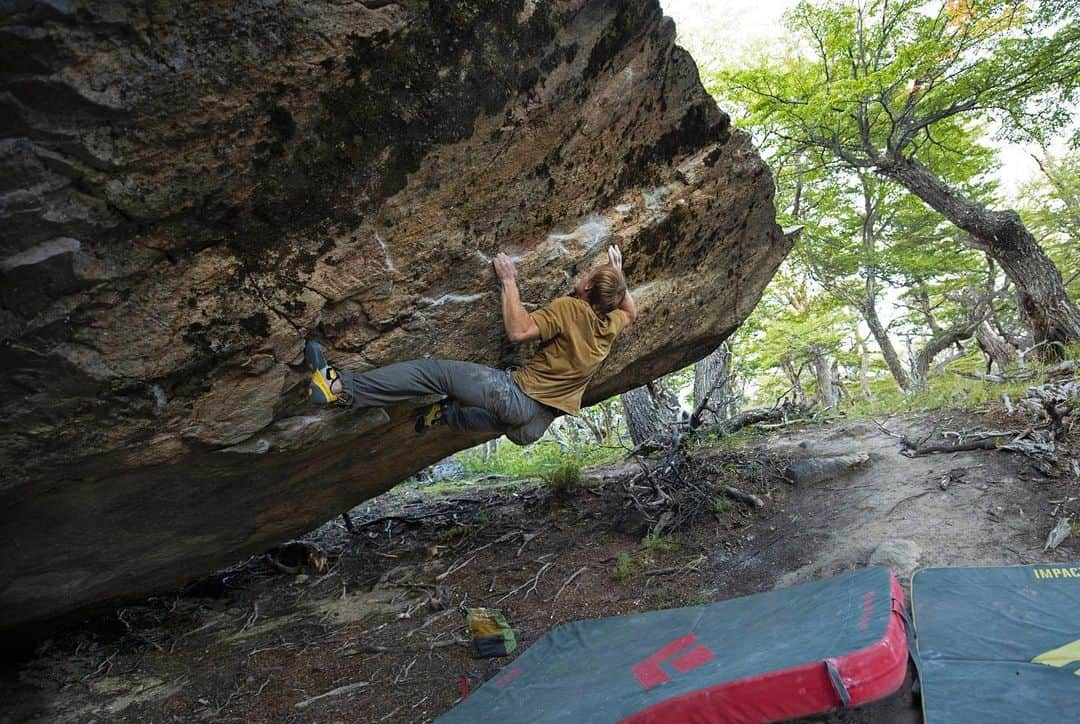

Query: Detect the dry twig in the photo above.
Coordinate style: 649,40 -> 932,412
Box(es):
551,566 -> 588,603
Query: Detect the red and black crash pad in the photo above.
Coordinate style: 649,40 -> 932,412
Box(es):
438,566 -> 909,723
912,563 -> 1080,723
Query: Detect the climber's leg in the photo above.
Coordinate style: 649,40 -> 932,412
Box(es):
504,404 -> 558,446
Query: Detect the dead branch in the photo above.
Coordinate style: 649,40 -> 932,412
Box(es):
237,603 -> 259,635
294,681 -> 370,710
902,438 -> 1000,456
406,608 -> 457,638
720,484 -> 765,508
495,560 -> 556,604
643,555 -> 706,577
870,417 -> 907,440
427,635 -> 469,650
435,554 -> 477,582
551,566 -> 588,603
394,656 -> 418,684
169,619 -> 220,653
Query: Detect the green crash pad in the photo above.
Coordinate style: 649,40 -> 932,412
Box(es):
912,563 -> 1080,723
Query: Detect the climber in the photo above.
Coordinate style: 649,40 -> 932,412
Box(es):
304,244 -> 637,445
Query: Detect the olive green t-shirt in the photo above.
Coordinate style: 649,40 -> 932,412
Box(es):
512,296 -> 629,415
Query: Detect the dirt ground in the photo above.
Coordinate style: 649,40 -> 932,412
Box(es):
3,408 -> 1078,724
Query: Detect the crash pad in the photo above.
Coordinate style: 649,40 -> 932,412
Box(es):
438,565 -> 909,723
912,563 -> 1080,723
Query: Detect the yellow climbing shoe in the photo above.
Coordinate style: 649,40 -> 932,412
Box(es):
415,401 -> 445,434
305,340 -> 340,405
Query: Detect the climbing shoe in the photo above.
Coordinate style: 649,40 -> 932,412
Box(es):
415,401 -> 446,434
305,340 -> 341,405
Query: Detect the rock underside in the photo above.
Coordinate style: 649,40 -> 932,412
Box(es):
0,0 -> 789,632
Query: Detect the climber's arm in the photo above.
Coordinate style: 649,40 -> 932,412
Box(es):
607,244 -> 636,326
494,253 -> 541,343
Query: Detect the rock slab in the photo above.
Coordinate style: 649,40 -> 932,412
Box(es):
0,0 -> 789,631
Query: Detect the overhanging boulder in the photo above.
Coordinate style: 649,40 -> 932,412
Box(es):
0,0 -> 790,631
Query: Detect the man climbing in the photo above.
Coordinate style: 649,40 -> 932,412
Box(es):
304,245 -> 637,445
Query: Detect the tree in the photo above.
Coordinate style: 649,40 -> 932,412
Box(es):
621,380 -> 680,448
691,343 -> 736,428
724,0 -> 1080,351
1016,150 -> 1080,296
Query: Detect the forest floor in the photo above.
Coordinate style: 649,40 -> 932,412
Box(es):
3,406 -> 1078,724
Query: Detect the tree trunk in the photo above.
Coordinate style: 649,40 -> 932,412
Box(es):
780,358 -> 804,403
620,381 -> 678,448
863,300 -> 912,390
856,175 -> 913,391
975,319 -> 1015,373
878,155 -> 1080,352
855,331 -> 873,400
810,346 -> 838,409
913,320 -> 979,386
691,344 -> 733,428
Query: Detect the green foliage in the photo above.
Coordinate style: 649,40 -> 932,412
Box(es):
421,479 -> 475,496
541,459 -> 582,491
693,0 -> 1080,407
640,533 -> 679,553
843,350 -> 1035,417
1014,152 -> 1080,299
611,552 -> 634,582
456,436 -> 622,481
721,0 -> 1078,161
711,497 -> 733,516
438,525 -> 470,543
688,591 -> 713,607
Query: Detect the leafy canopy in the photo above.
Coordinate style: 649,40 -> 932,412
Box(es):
722,0 -> 1080,171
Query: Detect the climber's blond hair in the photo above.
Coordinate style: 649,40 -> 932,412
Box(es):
587,265 -> 627,315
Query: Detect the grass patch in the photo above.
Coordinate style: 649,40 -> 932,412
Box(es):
844,351 -> 1046,419
711,497 -> 733,515
456,435 -> 624,481
640,533 -> 679,553
437,525 -> 469,543
421,479 -> 474,496
611,552 -> 633,582
541,459 -> 582,491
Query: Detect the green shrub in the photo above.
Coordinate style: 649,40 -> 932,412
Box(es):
541,459 -> 582,491
455,434 -> 624,481
640,533 -> 679,553
711,497 -> 733,515
611,552 -> 633,582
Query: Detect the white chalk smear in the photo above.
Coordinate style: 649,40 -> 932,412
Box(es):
375,232 -> 396,271
428,292 -> 484,306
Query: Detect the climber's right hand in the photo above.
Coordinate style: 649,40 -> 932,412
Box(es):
493,253 -> 518,286
607,244 -> 623,270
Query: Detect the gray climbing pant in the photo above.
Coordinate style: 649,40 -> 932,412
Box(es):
337,359 -> 558,446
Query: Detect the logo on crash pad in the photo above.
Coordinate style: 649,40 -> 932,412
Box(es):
1032,639 -> 1080,676
632,634 -> 717,689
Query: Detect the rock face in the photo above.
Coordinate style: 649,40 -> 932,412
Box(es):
0,0 -> 789,631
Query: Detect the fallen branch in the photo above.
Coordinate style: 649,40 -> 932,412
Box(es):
237,603 -> 259,635
406,608 -> 457,637
902,438 -> 1000,456
495,561 -> 555,604
551,566 -> 588,603
294,681 -> 370,710
435,554 -> 477,582
643,555 -> 706,577
394,656 -> 418,684
427,635 -> 469,650
719,484 -> 765,508
169,620 -> 220,653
